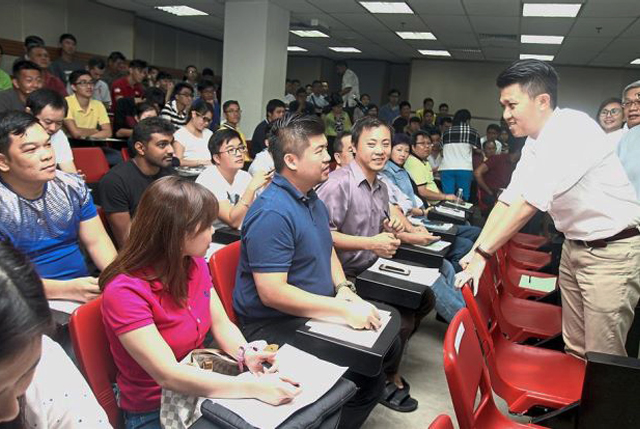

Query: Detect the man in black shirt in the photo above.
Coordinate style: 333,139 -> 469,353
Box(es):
99,117 -> 175,247
249,99 -> 286,158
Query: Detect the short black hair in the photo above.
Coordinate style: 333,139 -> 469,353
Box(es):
59,33 -> 76,44
266,99 -> 286,115
452,109 -> 471,125
143,87 -> 165,108
438,116 -> 453,126
197,79 -> 215,92
423,108 -> 434,115
208,128 -> 242,159
388,88 -> 400,96
88,57 -> 105,69
392,132 -> 411,147
0,111 -> 40,157
187,98 -> 214,123
24,35 -> 44,49
171,82 -> 194,99
269,114 -> 325,173
496,59 -> 559,108
26,88 -> 68,116
423,97 -> 434,105
202,68 -> 214,77
295,87 -> 307,96
312,80 -> 322,86
334,131 -> 352,153
351,116 -> 393,149
430,129 -> 441,137
69,69 -> 91,85
12,60 -> 41,78
157,71 -> 173,81
399,101 -> 411,110
291,79 -> 301,85
335,60 -> 347,68
135,101 -> 157,117
185,64 -> 197,71
223,100 -> 239,112
597,97 -> 622,118
486,123 -> 501,133
129,59 -> 147,70
411,130 -> 430,147
361,93 -> 370,100
439,103 -> 449,109
107,51 -> 126,62
148,65 -> 159,73
132,116 -> 175,148
409,116 -> 421,124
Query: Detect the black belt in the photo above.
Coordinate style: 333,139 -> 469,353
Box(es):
574,227 -> 640,248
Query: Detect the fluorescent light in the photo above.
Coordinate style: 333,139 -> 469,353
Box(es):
290,30 -> 329,38
287,46 -> 308,52
360,2 -> 414,14
418,49 -> 451,57
520,54 -> 554,61
521,34 -> 564,44
329,47 -> 362,53
631,58 -> 640,65
155,6 -> 208,16
523,3 -> 581,18
396,31 -> 436,40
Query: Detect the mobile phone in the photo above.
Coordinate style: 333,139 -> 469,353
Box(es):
379,264 -> 410,276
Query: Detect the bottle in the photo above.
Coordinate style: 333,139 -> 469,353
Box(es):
455,188 -> 463,205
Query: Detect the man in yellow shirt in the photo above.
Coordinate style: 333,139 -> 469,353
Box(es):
64,70 -> 112,139
404,130 -> 457,204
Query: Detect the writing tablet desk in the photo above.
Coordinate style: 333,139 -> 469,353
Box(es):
295,302 -> 401,377
212,227 -> 241,245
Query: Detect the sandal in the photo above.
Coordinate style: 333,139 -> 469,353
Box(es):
380,378 -> 418,412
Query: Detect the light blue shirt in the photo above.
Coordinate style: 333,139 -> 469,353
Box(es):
617,125 -> 640,201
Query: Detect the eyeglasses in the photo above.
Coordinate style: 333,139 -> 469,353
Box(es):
600,108 -> 622,116
218,145 -> 247,156
196,113 -> 212,125
622,99 -> 640,109
75,80 -> 94,86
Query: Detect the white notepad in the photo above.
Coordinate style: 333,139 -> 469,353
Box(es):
48,299 -> 82,315
369,258 -> 441,286
423,221 -> 454,231
446,201 -> 473,210
413,240 -> 451,253
208,344 -> 347,429
518,275 -> 557,293
305,310 -> 392,348
434,205 -> 464,217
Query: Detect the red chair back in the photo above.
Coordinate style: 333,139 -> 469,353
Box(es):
72,147 -> 110,183
208,241 -> 241,323
428,414 -> 454,429
121,147 -> 131,161
69,296 -> 123,429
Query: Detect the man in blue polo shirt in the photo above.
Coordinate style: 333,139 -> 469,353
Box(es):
234,114 -> 412,428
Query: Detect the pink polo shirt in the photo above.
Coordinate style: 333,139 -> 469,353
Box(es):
102,257 -> 213,412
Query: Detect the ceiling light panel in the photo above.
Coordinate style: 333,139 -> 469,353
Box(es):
287,46 -> 308,52
520,53 -> 555,61
418,49 -> 451,57
631,58 -> 640,65
360,2 -> 414,14
290,30 -> 330,38
396,31 -> 436,40
154,6 -> 208,16
522,3 -> 582,18
329,47 -> 362,53
521,34 -> 564,44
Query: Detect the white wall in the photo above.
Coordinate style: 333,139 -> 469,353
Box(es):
409,59 -> 640,133
0,0 -> 223,72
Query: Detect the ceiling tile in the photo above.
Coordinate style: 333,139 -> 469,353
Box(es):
568,17 -> 635,37
462,0 -> 520,17
408,0 -> 465,15
310,0 -> 368,14
521,17 -> 575,35
580,0 -> 640,18
519,44 -> 561,55
373,14 -> 427,30
469,16 -> 519,34
558,36 -> 613,53
436,32 -> 480,48
619,18 -> 640,37
483,46 -> 518,61
421,15 -> 473,34
331,13 -> 388,32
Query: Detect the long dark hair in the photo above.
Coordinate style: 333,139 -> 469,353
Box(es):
99,177 -> 219,304
0,241 -> 53,429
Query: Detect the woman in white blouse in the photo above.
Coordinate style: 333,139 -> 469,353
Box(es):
173,99 -> 214,167
0,242 -> 111,428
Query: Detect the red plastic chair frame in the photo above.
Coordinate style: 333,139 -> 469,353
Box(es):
208,241 -> 241,324
71,147 -> 110,183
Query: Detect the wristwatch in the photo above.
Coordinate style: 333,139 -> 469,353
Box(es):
335,280 -> 357,295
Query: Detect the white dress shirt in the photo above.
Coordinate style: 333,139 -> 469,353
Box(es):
499,108 -> 640,241
341,69 -> 360,107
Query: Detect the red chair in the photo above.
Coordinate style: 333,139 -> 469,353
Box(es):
461,284 -> 585,414
483,257 -> 561,343
511,232 -> 549,251
72,147 -> 110,183
505,242 -> 551,271
443,308 -> 546,429
208,241 -> 241,323
496,248 -> 556,299
69,296 -> 123,429
121,147 -> 131,161
428,414 -> 454,429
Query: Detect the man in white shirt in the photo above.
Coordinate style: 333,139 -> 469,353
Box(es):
456,59 -> 640,359
336,61 -> 359,113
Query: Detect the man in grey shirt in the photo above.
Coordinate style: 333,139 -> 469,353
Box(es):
0,60 -> 42,113
50,33 -> 85,85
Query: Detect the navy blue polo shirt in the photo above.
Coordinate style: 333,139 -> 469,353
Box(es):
233,173 -> 334,321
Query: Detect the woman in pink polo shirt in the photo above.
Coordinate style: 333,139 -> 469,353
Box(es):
100,176 -> 300,429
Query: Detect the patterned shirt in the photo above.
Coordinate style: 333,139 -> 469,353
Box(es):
440,123 -> 482,171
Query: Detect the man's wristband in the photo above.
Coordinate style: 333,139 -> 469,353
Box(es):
474,246 -> 492,261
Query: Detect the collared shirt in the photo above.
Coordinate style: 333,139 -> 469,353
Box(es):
341,68 -> 360,107
404,154 -> 441,203
317,161 -> 388,276
102,258 -> 212,412
65,94 -> 110,129
379,173 -> 415,214
43,71 -> 67,98
160,100 -> 188,127
0,170 -> 96,280
110,76 -> 144,110
233,173 -> 334,321
379,103 -> 399,125
92,79 -> 112,106
500,107 -> 640,241
617,125 -> 640,201
381,161 -> 423,211
440,123 -> 482,171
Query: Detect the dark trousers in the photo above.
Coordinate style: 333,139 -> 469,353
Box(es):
446,225 -> 482,272
240,316 -> 401,429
